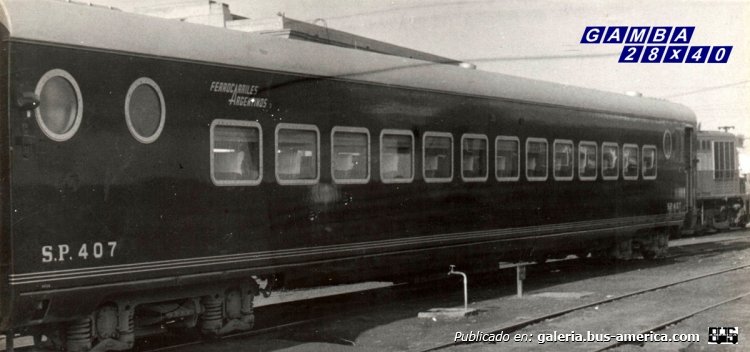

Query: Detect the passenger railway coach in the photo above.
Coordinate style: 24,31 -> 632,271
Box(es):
0,0 -> 696,351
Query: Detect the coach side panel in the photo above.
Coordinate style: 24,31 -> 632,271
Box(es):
5,41 -> 691,317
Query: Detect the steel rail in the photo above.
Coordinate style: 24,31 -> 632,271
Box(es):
593,291 -> 750,351
420,263 -> 750,351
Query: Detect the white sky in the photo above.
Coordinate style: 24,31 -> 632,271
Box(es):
94,0 -> 750,169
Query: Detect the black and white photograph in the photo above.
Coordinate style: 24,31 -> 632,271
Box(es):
0,0 -> 748,351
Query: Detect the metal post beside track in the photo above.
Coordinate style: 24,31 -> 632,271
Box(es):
499,262 -> 533,298
517,265 -> 526,297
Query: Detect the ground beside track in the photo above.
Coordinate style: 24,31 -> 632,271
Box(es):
612,297 -> 749,352
447,265 -> 749,351
173,230 -> 750,352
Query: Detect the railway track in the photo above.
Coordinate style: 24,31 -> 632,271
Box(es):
421,263 -> 750,351
592,292 -> 749,352
140,317 -> 327,352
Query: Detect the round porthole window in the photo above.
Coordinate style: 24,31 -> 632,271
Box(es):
125,77 -> 165,144
663,130 -> 673,160
34,69 -> 83,142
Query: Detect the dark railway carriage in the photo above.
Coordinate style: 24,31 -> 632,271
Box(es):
0,0 -> 696,350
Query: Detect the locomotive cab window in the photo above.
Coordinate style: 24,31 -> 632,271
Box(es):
332,127 -> 370,184
526,138 -> 548,181
423,132 -> 453,183
496,136 -> 520,181
125,77 -> 166,144
553,139 -> 574,181
578,141 -> 598,181
380,129 -> 414,183
602,142 -> 619,180
34,69 -> 83,142
276,123 -> 320,185
622,144 -> 639,180
642,145 -> 657,180
461,134 -> 488,182
211,120 -> 262,186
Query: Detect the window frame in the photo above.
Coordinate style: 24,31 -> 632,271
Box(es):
495,136 -> 520,182
275,123 -> 320,185
578,141 -> 598,181
461,133 -> 489,182
125,77 -> 166,144
713,141 -> 735,180
380,129 -> 415,184
622,143 -> 640,181
331,126 -> 371,185
422,131 -> 453,183
553,139 -> 574,181
34,68 -> 84,142
663,130 -> 673,160
210,119 -> 263,187
525,137 -> 549,182
601,142 -> 619,181
642,144 -> 658,180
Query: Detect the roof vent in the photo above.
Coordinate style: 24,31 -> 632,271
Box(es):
459,62 -> 477,70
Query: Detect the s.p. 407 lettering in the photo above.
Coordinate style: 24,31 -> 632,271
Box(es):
42,242 -> 118,263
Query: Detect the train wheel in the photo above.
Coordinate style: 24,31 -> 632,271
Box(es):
641,249 -> 657,260
591,249 -> 615,263
611,238 -> 633,260
637,230 -> 669,260
33,329 -> 64,351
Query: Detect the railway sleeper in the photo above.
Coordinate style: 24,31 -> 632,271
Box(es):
35,278 -> 265,352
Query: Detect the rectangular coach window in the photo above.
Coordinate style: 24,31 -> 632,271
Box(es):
461,134 -> 488,182
553,139 -> 574,181
602,142 -> 619,180
423,132 -> 453,182
623,144 -> 639,180
380,129 -> 414,183
578,141 -> 597,181
332,127 -> 370,184
276,123 -> 320,185
210,119 -> 262,186
526,138 -> 548,181
642,145 -> 657,180
495,136 -> 520,181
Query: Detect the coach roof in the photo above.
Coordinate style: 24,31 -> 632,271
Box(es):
1,0 -> 696,125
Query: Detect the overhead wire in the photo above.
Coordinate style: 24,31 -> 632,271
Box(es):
662,80 -> 750,98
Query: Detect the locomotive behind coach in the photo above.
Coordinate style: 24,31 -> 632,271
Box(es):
693,130 -> 748,231
0,1 -> 697,351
